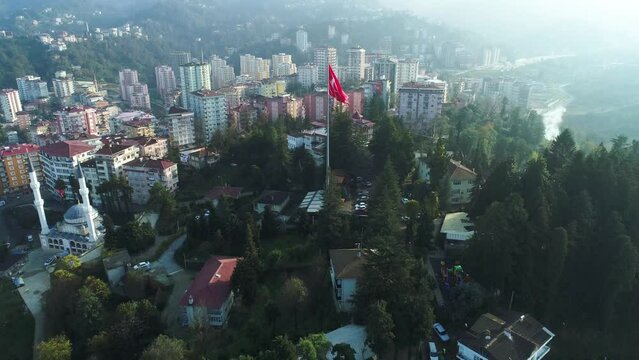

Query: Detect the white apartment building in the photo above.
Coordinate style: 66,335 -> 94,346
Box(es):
179,62 -> 211,109
155,65 -> 177,98
16,75 -> 49,102
397,82 -> 446,129
240,54 -> 271,81
164,107 -> 196,148
190,90 -> 228,144
39,140 -> 95,197
297,64 -> 319,89
329,248 -> 369,312
272,53 -> 297,77
118,69 -> 139,101
314,47 -> 338,83
93,138 -> 141,181
55,106 -> 100,136
0,89 -> 22,122
52,71 -> 75,98
347,47 -> 366,81
209,55 -> 236,89
128,83 -> 151,109
123,158 -> 178,204
397,59 -> 419,89
296,29 -> 309,52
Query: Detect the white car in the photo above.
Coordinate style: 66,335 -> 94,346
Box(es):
433,322 -> 450,342
427,341 -> 438,360
0,200 -> 6,207
133,261 -> 151,271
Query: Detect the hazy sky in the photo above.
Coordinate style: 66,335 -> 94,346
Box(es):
384,0 -> 638,51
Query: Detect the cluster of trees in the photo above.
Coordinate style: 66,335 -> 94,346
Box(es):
148,182 -> 178,235
103,216 -> 155,253
41,254 -> 167,359
96,177 -> 133,215
432,104 -> 545,175
464,130 -> 639,357
231,334 -> 336,360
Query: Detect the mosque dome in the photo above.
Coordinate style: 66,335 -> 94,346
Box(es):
63,204 -> 99,224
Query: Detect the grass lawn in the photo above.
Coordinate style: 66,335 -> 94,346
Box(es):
0,278 -> 34,360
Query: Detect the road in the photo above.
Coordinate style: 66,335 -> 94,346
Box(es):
153,234 -> 186,275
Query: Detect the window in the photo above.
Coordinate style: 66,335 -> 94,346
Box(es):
452,180 -> 461,185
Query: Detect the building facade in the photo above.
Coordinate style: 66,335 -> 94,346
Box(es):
190,90 -> 228,144
296,29 -> 309,52
123,158 -> 178,204
264,95 -> 305,122
397,82 -> 445,129
128,83 -> 151,109
155,65 -> 177,99
39,140 -> 95,197
0,144 -> 41,195
118,69 -> 139,101
396,59 -> 419,89
297,64 -> 319,89
0,89 -> 22,122
272,53 -> 297,77
164,107 -> 196,148
55,106 -> 100,136
372,58 -> 399,93
16,75 -> 49,102
179,62 -> 212,109
347,47 -> 366,81
314,47 -> 338,83
240,54 -> 271,81
52,71 -> 75,98
329,248 -> 369,312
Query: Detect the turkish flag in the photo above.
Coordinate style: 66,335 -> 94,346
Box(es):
328,65 -> 349,104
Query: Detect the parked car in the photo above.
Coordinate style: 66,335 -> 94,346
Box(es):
0,200 -> 6,207
133,261 -> 151,271
44,256 -> 57,267
26,235 -> 33,242
11,277 -> 25,288
433,322 -> 450,342
401,197 -> 410,204
427,341 -> 439,360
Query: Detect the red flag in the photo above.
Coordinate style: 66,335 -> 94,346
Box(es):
328,65 -> 349,104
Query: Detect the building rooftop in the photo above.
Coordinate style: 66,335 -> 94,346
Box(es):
167,106 -> 192,114
0,143 -> 39,157
40,140 -> 94,158
299,190 -> 324,214
124,158 -> 176,170
206,186 -> 243,201
329,248 -> 369,279
179,256 -> 238,309
460,312 -> 555,360
448,159 -> 477,181
96,138 -> 139,155
440,212 -> 474,240
191,89 -> 223,97
325,325 -> 374,360
256,190 -> 290,206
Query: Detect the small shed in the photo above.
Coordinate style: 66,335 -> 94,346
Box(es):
102,249 -> 131,287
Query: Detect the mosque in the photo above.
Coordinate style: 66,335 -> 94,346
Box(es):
29,160 -> 104,255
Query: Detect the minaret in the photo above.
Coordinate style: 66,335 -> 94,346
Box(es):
77,165 -> 97,242
28,156 -> 49,235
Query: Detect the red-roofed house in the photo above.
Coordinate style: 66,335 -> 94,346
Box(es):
255,190 -> 290,214
206,186 -> 244,207
123,158 -> 178,204
39,140 -> 95,196
180,256 -> 238,327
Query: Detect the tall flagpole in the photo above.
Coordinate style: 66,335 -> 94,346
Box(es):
326,65 -> 330,190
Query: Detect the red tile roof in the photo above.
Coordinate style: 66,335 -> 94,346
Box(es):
124,158 -> 176,170
0,143 -> 39,157
40,140 -> 94,157
206,186 -> 243,201
179,256 -> 238,309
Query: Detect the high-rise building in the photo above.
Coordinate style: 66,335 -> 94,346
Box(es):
0,89 -> 22,122
296,29 -> 309,52
118,69 -> 139,101
372,58 -> 399,93
39,140 -> 94,196
155,65 -> 177,99
0,144 -> 41,196
440,42 -> 462,68
347,46 -> 366,81
209,55 -> 236,89
297,64 -> 319,89
397,81 -> 446,129
164,106 -> 196,148
328,25 -> 336,39
397,59 -> 419,89
240,54 -> 271,80
313,47 -> 337,83
170,51 -> 192,78
179,62 -> 212,109
128,83 -> 151,109
52,71 -> 75,98
55,106 -> 100,136
272,53 -> 297,77
482,47 -> 501,66
16,75 -> 49,102
190,89 -> 228,143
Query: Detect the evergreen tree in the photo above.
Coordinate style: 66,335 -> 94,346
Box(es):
367,159 -> 402,236
231,225 -> 260,305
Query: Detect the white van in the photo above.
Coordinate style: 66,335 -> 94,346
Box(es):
428,342 -> 438,360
